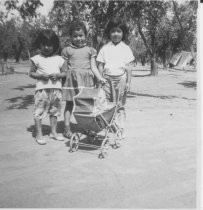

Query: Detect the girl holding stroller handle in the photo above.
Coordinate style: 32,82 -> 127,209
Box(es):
96,17 -> 135,136
61,21 -> 106,139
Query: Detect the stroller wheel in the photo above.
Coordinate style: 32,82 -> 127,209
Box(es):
112,143 -> 119,149
69,133 -> 80,152
98,153 -> 104,159
99,150 -> 108,159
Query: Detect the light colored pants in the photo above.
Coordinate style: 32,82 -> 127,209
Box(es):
34,89 -> 62,119
103,73 -> 127,129
103,73 -> 127,107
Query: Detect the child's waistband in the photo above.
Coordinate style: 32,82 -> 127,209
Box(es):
103,72 -> 126,78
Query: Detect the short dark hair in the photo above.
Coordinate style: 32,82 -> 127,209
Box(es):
34,29 -> 60,54
104,17 -> 129,42
69,20 -> 87,37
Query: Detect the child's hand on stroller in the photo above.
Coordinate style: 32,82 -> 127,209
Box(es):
126,83 -> 130,93
49,73 -> 59,81
99,77 -> 107,85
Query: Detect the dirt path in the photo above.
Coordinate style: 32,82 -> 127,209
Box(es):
0,65 -> 197,208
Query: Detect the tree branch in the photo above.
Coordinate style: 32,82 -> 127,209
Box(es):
137,18 -> 152,56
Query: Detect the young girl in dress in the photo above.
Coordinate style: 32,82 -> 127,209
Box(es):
29,30 -> 66,145
96,17 -> 135,135
62,21 -> 106,138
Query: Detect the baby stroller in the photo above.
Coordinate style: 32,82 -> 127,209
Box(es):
69,85 -> 124,158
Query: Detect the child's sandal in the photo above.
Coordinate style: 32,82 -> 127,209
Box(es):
35,137 -> 46,145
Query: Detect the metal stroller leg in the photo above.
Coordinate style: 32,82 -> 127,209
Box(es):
99,128 -> 110,158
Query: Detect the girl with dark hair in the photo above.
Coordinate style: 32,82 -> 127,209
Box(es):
104,17 -> 129,43
35,30 -> 60,54
61,20 -> 106,138
97,17 -> 135,138
29,29 -> 67,145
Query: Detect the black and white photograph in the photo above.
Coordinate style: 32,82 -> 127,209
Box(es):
0,0 -> 200,209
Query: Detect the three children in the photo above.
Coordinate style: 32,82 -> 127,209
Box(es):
30,18 -> 134,145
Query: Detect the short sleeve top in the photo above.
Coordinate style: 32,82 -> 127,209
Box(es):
61,44 -> 97,71
30,54 -> 65,90
96,41 -> 134,75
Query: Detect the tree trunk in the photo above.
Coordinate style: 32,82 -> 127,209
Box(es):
3,52 -> 8,62
150,56 -> 158,76
72,1 -> 80,20
141,56 -> 145,66
15,51 -> 21,63
162,52 -> 167,69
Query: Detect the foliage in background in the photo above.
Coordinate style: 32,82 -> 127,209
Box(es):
0,0 -> 197,74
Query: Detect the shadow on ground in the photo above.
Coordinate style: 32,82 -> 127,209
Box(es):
13,84 -> 35,91
27,121 -> 65,138
27,124 -> 51,138
127,91 -> 196,100
27,121 -> 106,152
5,95 -> 34,110
132,74 -> 151,77
178,81 -> 196,89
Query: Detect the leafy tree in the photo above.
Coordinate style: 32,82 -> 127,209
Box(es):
2,0 -> 197,71
0,18 -> 19,61
172,0 -> 197,64
124,1 -> 171,75
4,0 -> 43,19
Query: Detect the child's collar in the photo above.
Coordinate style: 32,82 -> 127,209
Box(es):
109,41 -> 123,46
68,43 -> 87,49
40,53 -> 57,58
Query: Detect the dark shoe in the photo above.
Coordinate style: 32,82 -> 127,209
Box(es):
63,127 -> 73,139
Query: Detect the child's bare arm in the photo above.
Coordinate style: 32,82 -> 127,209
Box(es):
125,61 -> 134,91
29,61 -> 49,81
91,58 -> 106,83
49,72 -> 66,81
49,60 -> 67,81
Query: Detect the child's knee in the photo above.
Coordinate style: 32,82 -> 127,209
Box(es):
34,108 -> 46,120
49,106 -> 60,117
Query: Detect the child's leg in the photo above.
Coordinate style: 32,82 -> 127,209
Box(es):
50,115 -> 57,136
35,118 -> 44,141
64,101 -> 73,127
103,77 -> 116,102
49,115 -> 64,141
34,90 -> 49,145
35,118 -> 46,145
49,89 -> 64,141
115,75 -> 127,138
117,107 -> 126,130
63,101 -> 73,138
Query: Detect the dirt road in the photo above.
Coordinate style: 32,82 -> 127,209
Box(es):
0,64 -> 197,208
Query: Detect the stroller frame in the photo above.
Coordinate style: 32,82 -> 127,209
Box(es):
69,84 -> 124,158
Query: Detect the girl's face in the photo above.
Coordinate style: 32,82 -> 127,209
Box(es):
40,43 -> 54,56
71,29 -> 86,48
110,27 -> 123,45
